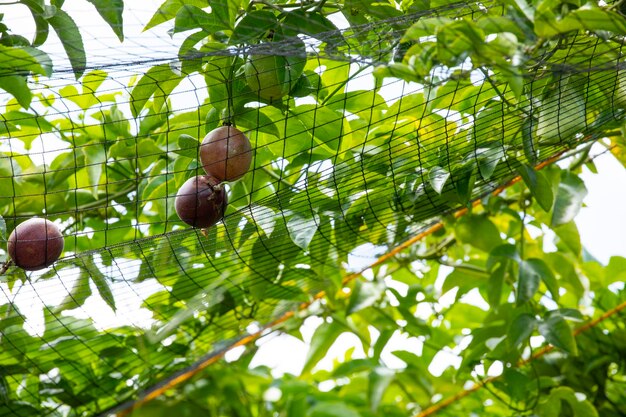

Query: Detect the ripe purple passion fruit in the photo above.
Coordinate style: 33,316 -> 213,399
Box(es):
200,126 -> 252,182
175,175 -> 228,228
8,218 -> 64,271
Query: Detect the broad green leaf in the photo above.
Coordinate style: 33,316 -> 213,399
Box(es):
208,0 -> 233,30
532,258 -> 559,302
0,75 -> 31,108
508,313 -> 536,348
54,270 -> 92,312
536,5 -> 626,37
428,166 -> 449,194
517,163 -> 554,212
455,214 -> 502,252
47,10 -> 86,78
0,45 -> 52,77
130,64 -> 183,117
82,143 -> 106,197
287,214 -> 319,250
289,105 -> 344,157
369,367 -> 395,412
173,5 -> 221,34
476,147 -> 504,180
0,216 -> 4,241
302,320 -> 344,375
86,0 -> 124,41
230,10 -> 277,44
487,263 -> 506,307
144,0 -> 207,31
517,259 -> 541,305
604,256 -> 626,287
175,134 -> 199,159
82,69 -> 107,93
551,171 -> 587,227
346,280 -> 384,315
553,220 -> 581,255
538,386 -> 598,417
282,9 -> 339,38
309,402 -> 362,417
28,6 -> 51,46
402,17 -> 452,41
538,315 -> 578,355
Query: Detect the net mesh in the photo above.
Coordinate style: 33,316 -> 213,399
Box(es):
1,0 -> 625,415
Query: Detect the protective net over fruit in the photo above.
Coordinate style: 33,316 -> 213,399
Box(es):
1,1 -> 626,416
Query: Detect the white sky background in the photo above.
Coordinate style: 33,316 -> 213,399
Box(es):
1,0 -> 626,378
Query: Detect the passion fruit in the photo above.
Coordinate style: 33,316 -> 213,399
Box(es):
175,175 -> 228,228
8,218 -> 64,271
200,126 -> 252,182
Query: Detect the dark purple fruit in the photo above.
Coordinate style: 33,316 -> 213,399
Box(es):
175,175 -> 228,228
200,126 -> 252,182
8,218 -> 64,271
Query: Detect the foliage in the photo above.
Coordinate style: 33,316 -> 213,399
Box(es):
0,0 -> 625,416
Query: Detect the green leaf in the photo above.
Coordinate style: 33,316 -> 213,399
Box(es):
487,263 -> 505,307
82,69 -> 107,93
428,166 -> 449,194
517,163 -> 554,212
508,313 -> 536,348
282,9 -> 339,38
536,5 -> 626,37
130,64 -> 183,117
47,10 -> 86,78
532,258 -> 559,302
302,320 -> 343,375
86,0 -> 124,41
0,215 -> 5,241
0,45 -> 52,76
309,402 -> 362,417
175,134 -> 199,158
346,280 -> 384,315
0,75 -> 31,108
83,257 -> 117,312
82,143 -> 106,197
476,147 -> 503,180
538,315 -> 578,355
144,0 -> 207,31
553,221 -> 581,255
230,10 -> 277,44
173,5 -> 221,34
551,171 -> 587,227
286,214 -> 319,250
54,269 -> 92,312
369,367 -> 395,412
517,259 -> 541,305
402,17 -> 452,42
289,105 -> 344,157
538,386 -> 599,417
28,6 -> 51,46
455,214 -> 502,252
208,0 -> 233,30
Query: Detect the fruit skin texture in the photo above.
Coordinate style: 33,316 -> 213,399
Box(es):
8,218 -> 64,271
200,126 -> 252,182
244,54 -> 304,102
175,175 -> 228,228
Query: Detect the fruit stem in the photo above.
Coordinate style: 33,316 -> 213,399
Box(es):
0,259 -> 13,275
225,57 -> 238,126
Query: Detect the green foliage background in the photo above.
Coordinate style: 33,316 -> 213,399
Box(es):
0,0 -> 626,416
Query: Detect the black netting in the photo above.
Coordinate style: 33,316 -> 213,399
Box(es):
1,1 -> 625,415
